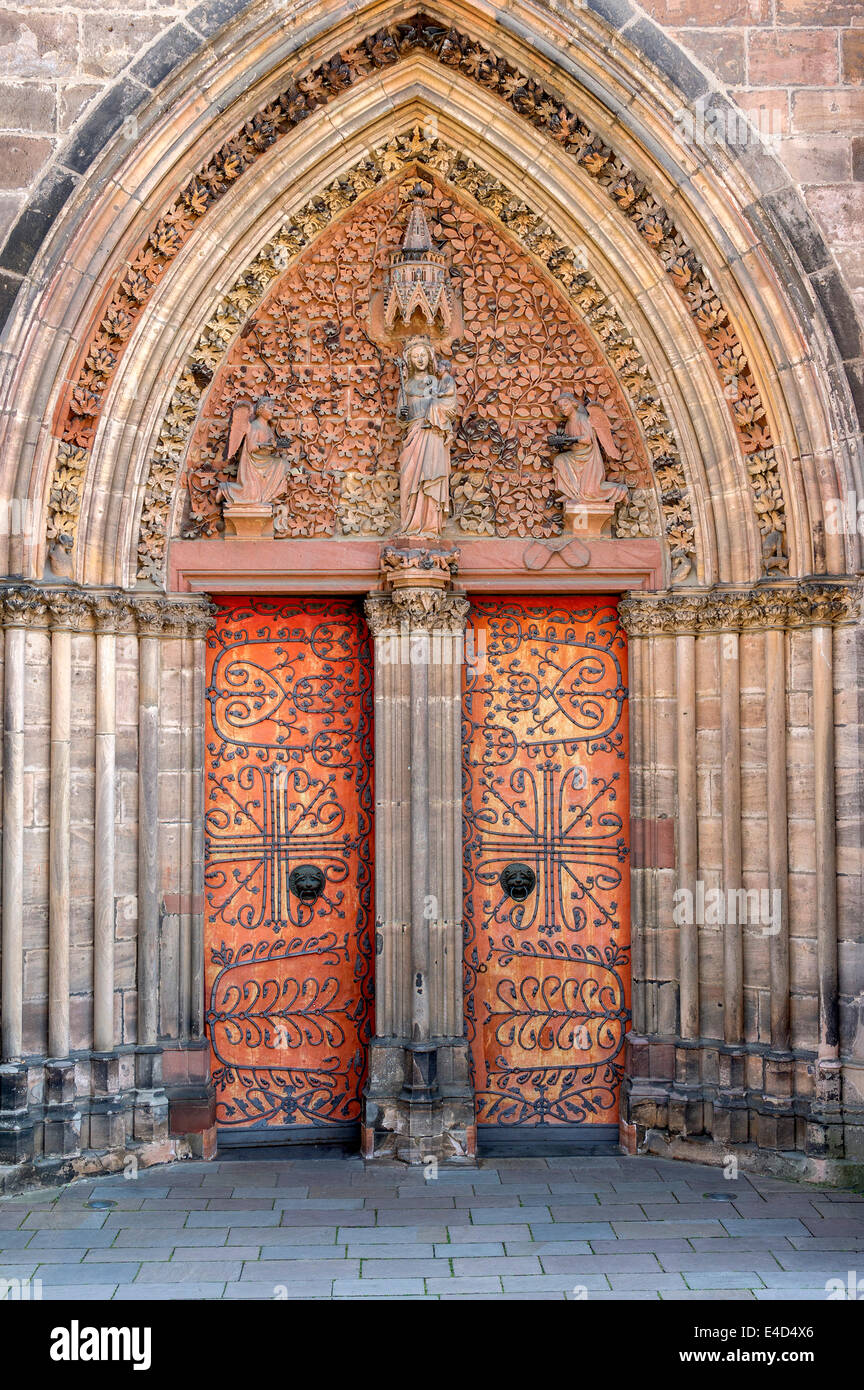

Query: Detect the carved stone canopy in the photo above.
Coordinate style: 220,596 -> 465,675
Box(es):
369,181 -> 464,353
384,196 -> 454,334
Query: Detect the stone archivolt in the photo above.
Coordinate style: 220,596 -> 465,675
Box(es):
619,581 -> 862,635
136,136 -> 689,585
46,15 -> 785,578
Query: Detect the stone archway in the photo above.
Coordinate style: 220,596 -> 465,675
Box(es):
0,0 -> 861,1185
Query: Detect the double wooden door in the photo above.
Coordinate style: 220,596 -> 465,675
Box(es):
203,593 -> 630,1145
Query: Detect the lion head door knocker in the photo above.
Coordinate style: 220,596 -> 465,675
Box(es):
499,863 -> 537,902
288,864 -> 326,905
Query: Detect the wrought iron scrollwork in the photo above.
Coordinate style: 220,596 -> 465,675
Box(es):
204,598 -> 373,1131
463,598 -> 631,1127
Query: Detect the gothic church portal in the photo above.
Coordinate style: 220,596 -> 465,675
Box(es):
0,1 -> 862,1187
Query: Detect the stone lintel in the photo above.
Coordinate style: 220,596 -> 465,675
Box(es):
168,535 -> 663,594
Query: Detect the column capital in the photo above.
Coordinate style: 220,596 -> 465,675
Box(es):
365,589 -> 470,634
0,583 -> 216,636
132,595 -> 215,638
619,579 -> 862,636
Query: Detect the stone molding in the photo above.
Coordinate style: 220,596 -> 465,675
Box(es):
618,580 -> 862,635
0,584 -> 215,637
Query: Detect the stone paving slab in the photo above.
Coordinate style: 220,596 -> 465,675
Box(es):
0,1154 -> 861,1301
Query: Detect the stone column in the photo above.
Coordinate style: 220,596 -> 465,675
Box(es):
43,592 -> 86,1160
89,597 -> 126,1153
676,632 -> 699,1040
362,545 -> 474,1164
616,582 -> 862,1179
93,621 -> 116,1054
152,605 -> 214,1154
48,623 -> 72,1062
1,614 -> 25,1059
809,622 -> 842,1157
132,613 -> 167,1143
717,626 -> 747,1144
0,590 -> 33,1163
130,596 -> 214,1152
761,626 -> 795,1150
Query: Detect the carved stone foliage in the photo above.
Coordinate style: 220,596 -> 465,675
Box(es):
181,177 -> 650,547
365,589 -> 470,633
48,14 -> 787,578
138,137 -> 682,584
619,582 -> 862,635
615,489 -> 661,540
0,583 -> 214,635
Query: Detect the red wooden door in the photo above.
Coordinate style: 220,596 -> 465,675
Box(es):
462,596 -> 630,1135
204,597 -> 374,1140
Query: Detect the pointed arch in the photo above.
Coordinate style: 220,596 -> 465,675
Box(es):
0,0 -> 858,588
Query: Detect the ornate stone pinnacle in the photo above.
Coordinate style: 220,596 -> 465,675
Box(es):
383,198 -> 453,333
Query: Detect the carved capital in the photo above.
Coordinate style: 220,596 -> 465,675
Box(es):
1,584 -> 51,628
365,589 -> 469,634
45,588 -> 93,632
91,593 -> 136,634
132,596 -> 216,638
0,585 -> 217,636
619,581 -> 862,636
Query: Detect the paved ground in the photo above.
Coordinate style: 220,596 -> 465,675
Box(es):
0,1153 -> 862,1300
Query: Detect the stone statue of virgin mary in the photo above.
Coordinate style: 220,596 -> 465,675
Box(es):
395,336 -> 459,537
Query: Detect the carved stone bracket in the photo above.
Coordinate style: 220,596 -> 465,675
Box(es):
380,542 -> 460,590
619,580 -> 862,636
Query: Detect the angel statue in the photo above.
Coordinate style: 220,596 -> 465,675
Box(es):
220,398 -> 288,508
396,336 -> 460,537
549,393 -> 628,508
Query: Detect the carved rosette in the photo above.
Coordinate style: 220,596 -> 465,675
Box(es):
619,582 -> 862,636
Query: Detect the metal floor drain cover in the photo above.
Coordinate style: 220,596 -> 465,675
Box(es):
85,1199 -> 117,1209
703,1192 -> 736,1201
